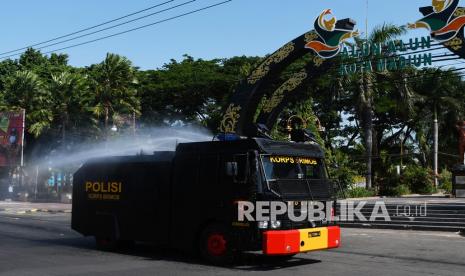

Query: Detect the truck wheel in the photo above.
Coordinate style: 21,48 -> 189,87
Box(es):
199,224 -> 235,265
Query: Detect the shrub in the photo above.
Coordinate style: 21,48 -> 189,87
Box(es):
401,165 -> 434,194
331,166 -> 357,190
377,169 -> 412,196
393,184 -> 411,196
326,150 -> 358,191
345,187 -> 376,198
440,181 -> 452,194
378,173 -> 403,196
439,168 -> 452,194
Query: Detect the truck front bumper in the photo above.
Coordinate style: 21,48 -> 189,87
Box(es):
262,226 -> 340,255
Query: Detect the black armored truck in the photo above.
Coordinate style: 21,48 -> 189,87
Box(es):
72,137 -> 340,263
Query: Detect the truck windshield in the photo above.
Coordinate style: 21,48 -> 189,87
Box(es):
260,155 -> 332,199
260,155 -> 326,181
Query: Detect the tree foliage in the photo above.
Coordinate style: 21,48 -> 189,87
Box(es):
0,42 -> 464,197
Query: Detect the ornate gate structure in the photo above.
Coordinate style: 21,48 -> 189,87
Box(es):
219,0 -> 465,139
218,10 -> 357,137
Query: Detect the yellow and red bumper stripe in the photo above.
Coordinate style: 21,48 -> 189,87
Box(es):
263,226 -> 340,255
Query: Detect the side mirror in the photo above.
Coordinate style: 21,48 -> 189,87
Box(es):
225,161 -> 238,177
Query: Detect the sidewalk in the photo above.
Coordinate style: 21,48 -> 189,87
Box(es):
345,193 -> 465,204
0,200 -> 71,214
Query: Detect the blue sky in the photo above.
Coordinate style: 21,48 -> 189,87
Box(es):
0,0 -> 439,70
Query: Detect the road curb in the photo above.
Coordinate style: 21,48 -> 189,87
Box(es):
0,208 -> 71,214
340,223 -> 465,232
15,209 -> 39,214
37,208 -> 71,214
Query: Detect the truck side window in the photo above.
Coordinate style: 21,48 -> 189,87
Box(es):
233,154 -> 248,183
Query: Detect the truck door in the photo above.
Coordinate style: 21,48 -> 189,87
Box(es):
230,153 -> 253,200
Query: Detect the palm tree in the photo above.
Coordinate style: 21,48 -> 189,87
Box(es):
347,24 -> 407,188
49,71 -> 90,143
4,70 -> 52,137
90,53 -> 140,137
410,68 -> 465,181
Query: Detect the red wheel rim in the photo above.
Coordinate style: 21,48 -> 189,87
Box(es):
207,233 -> 226,256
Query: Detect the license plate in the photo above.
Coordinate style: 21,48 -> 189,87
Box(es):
309,231 -> 321,238
300,227 -> 328,251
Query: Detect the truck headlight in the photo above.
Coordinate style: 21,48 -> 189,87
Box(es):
270,220 -> 281,229
258,221 -> 269,229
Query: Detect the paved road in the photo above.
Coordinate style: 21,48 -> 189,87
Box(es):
0,210 -> 464,276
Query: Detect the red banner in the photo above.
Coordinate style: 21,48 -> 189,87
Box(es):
0,110 -> 25,167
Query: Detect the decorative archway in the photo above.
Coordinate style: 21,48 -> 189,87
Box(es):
219,1 -> 465,138
254,58 -> 334,132
218,9 -> 357,137
411,0 -> 465,57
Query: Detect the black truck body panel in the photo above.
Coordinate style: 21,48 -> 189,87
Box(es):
71,138 -> 331,252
